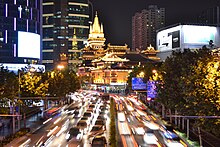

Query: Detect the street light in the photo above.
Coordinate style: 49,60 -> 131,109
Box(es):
57,64 -> 64,70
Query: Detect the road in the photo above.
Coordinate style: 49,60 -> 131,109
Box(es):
10,90 -> 110,147
6,91 -> 188,147
113,94 -> 187,147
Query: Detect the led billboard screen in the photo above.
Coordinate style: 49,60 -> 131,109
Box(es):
132,78 -> 147,90
147,81 -> 157,99
183,25 -> 216,44
18,31 -> 40,59
157,25 -> 181,51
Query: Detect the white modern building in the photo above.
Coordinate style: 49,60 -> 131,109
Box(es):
156,24 -> 220,61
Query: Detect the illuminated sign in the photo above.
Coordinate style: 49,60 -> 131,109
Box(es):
132,78 -> 147,90
157,25 -> 181,51
157,25 -> 219,51
183,25 -> 216,44
147,81 -> 157,99
0,63 -> 45,73
18,31 -> 40,59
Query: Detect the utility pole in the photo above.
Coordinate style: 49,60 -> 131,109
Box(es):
198,127 -> 203,147
18,70 -> 21,130
12,102 -> 16,134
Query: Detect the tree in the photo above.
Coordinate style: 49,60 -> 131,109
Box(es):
156,48 -> 220,137
0,67 -> 18,113
47,68 -> 80,98
184,53 -> 220,135
19,71 -> 49,97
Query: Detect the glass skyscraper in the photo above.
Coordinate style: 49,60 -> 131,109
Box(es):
0,0 -> 42,64
42,0 -> 90,70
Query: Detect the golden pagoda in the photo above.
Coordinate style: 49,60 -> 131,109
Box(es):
82,12 -> 106,61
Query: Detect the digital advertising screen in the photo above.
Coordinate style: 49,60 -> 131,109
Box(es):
157,25 -> 181,51
147,81 -> 157,99
132,78 -> 147,90
18,31 -> 40,59
183,25 -> 217,44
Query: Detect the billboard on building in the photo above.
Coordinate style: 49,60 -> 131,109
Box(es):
182,25 -> 216,44
132,78 -> 147,90
157,25 -> 181,51
18,31 -> 40,59
157,25 -> 219,52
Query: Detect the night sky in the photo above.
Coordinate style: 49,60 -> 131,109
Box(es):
90,0 -> 219,47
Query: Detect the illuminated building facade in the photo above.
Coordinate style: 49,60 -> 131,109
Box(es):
81,12 -> 106,64
156,24 -> 220,61
90,53 -> 132,92
42,0 -> 90,70
0,0 -> 42,64
81,13 -> 130,66
79,12 -> 158,92
132,5 -> 165,51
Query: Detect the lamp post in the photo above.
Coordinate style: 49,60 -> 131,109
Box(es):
18,70 -> 21,130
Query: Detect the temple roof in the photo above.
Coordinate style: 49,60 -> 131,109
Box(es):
122,53 -> 155,63
141,44 -> 159,54
111,63 -> 131,69
92,53 -> 129,63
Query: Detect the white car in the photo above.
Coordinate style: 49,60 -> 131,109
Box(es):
135,127 -> 145,135
143,121 -> 159,130
143,129 -> 158,144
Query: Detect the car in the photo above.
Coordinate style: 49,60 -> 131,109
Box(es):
77,120 -> 88,133
65,127 -> 83,142
97,115 -> 106,120
160,124 -> 175,132
143,121 -> 159,130
88,125 -> 105,137
91,135 -> 107,147
160,131 -> 184,147
143,129 -> 158,145
87,107 -> 94,112
95,119 -> 105,126
135,127 -> 145,135
89,104 -> 96,109
83,112 -> 92,117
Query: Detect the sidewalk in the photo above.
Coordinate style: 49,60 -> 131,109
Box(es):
0,110 -> 43,137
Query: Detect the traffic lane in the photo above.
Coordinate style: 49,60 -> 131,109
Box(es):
123,104 -> 165,146
17,104 -> 75,146
15,113 -> 62,146
45,109 -> 85,146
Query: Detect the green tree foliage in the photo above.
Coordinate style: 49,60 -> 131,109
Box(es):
47,68 -> 80,97
19,68 -> 79,98
20,71 -> 49,97
157,48 -> 220,136
0,67 -> 18,113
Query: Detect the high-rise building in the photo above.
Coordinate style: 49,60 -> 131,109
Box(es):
196,6 -> 220,26
42,0 -> 90,70
0,0 -> 42,64
132,5 -> 165,51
